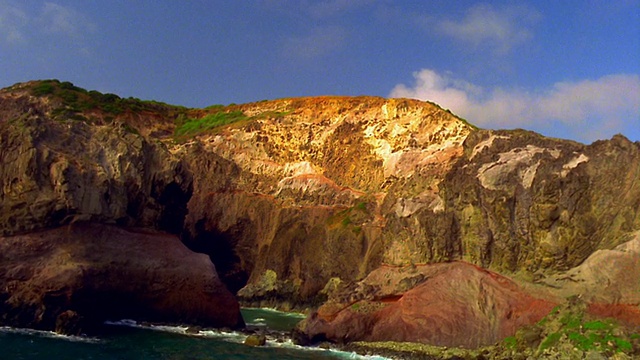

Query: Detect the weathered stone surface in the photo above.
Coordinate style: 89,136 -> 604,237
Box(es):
0,223 -> 243,332
541,231 -> 640,326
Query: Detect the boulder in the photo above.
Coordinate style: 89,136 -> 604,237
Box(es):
244,334 -> 267,346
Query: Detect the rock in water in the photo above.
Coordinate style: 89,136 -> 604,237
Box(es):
244,334 -> 267,346
0,223 -> 243,333
55,310 -> 84,336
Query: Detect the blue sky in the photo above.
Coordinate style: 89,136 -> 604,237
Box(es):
0,1 -> 638,143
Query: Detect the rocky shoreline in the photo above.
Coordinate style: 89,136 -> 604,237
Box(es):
1,80 -> 639,357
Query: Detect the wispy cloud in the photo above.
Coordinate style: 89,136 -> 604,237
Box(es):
0,1 -> 28,43
390,69 -> 640,142
262,0 -> 374,60
0,1 -> 95,45
282,25 -> 347,60
303,0 -> 376,18
39,2 -> 94,38
260,0 -> 374,19
417,3 -> 541,55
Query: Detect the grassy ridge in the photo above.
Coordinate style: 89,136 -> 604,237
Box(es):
29,79 -> 186,121
174,109 -> 290,139
174,110 -> 248,137
26,80 -> 291,139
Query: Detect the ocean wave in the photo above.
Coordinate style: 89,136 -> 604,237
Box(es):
0,326 -> 101,343
241,307 -> 306,318
103,320 -> 391,359
103,319 -> 188,335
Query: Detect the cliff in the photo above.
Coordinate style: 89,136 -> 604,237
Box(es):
1,80 -> 638,349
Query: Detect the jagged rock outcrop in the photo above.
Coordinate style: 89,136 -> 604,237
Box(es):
0,87 -> 192,236
1,80 -> 638,347
0,223 -> 243,333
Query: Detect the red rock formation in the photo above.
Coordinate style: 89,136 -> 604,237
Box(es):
0,223 -> 243,333
300,262 -> 557,348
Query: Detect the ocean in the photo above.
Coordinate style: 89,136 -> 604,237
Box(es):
0,308 -> 389,360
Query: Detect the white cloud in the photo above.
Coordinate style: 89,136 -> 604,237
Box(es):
282,26 -> 347,59
390,69 -> 640,142
433,4 -> 540,54
0,1 -> 94,44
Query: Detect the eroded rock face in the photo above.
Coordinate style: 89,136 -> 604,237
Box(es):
181,96 -> 474,302
177,96 -> 639,309
443,131 -> 640,273
0,223 -> 243,332
0,85 -> 191,236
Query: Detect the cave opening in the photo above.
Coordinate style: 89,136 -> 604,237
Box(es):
182,220 -> 249,295
157,182 -> 192,235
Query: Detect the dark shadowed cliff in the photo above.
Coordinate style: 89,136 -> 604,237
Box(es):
1,80 -> 638,350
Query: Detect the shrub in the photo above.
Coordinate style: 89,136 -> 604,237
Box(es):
503,336 -> 517,349
174,110 -> 247,137
32,83 -> 55,96
539,332 -> 562,350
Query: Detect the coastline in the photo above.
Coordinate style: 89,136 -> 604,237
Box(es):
339,341 -> 491,360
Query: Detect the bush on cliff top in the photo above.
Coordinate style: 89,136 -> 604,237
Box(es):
174,110 -> 248,137
173,107 -> 291,139
29,79 -> 186,120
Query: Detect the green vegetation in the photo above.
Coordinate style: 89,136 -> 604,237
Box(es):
28,79 -> 186,121
173,108 -> 290,139
27,79 -> 290,138
174,110 -> 247,137
502,300 -> 639,357
503,336 -> 517,349
327,201 -> 371,231
31,82 -> 55,96
539,332 -> 562,351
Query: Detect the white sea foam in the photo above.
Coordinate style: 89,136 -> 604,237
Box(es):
0,326 -> 101,343
104,319 -> 188,335
241,307 -> 306,317
250,317 -> 267,324
103,319 -> 392,359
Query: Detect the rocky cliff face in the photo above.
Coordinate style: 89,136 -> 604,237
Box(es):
0,83 -> 191,236
177,95 -> 639,308
0,223 -> 243,333
1,80 -> 638,345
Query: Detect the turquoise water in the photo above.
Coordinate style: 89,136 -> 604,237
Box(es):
0,309 -> 388,360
